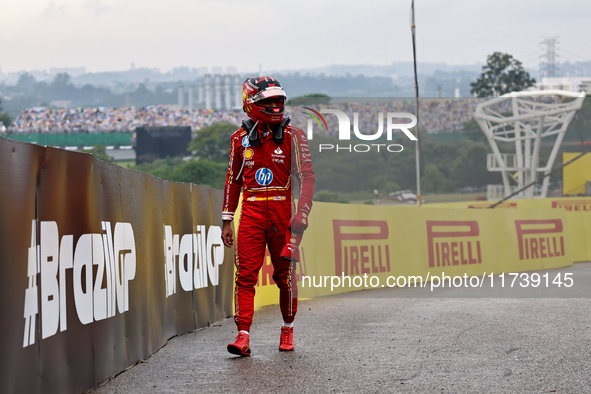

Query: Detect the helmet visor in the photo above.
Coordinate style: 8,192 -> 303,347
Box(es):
247,86 -> 287,104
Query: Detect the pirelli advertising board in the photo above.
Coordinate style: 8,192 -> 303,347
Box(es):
0,137 -> 233,393
251,201 -> 586,303
425,197 -> 591,262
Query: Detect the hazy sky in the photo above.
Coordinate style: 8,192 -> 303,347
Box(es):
1,0 -> 589,73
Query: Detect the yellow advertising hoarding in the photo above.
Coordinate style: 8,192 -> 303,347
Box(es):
238,199 -> 586,309
425,197 -> 591,262
563,152 -> 591,196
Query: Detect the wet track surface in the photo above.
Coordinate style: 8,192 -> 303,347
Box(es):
90,263 -> 591,393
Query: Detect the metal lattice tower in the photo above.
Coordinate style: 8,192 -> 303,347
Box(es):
540,37 -> 559,78
475,90 -> 585,200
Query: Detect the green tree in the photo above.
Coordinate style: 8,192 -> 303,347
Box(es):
421,164 -> 452,193
470,52 -> 535,97
462,118 -> 486,142
132,156 -> 227,189
171,159 -> 227,189
449,143 -> 499,188
569,95 -> 591,144
307,133 -> 385,193
134,156 -> 181,180
16,72 -> 37,93
287,93 -> 330,106
0,112 -> 14,128
0,97 -> 11,128
82,145 -> 114,163
313,190 -> 348,203
371,173 -> 400,194
188,122 -> 237,162
53,73 -> 72,87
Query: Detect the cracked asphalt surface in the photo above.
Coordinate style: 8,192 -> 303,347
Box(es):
90,263 -> 591,393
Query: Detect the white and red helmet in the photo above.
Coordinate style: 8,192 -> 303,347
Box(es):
242,76 -> 286,124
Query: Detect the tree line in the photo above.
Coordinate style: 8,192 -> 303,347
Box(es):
130,121 -> 502,200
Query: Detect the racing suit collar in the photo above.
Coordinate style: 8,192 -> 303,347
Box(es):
257,123 -> 275,141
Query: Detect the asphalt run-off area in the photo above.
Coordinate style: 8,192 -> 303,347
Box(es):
90,263 -> 591,393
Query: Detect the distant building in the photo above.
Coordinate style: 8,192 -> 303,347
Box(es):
30,70 -> 51,81
177,74 -> 242,110
536,77 -> 591,93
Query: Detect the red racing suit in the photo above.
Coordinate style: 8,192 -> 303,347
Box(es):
222,123 -> 315,332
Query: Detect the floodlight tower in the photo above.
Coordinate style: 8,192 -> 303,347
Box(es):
475,90 -> 585,200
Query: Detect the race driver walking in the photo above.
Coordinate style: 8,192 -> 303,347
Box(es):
221,76 -> 315,356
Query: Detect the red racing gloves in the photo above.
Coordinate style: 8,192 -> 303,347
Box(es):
289,210 -> 309,233
280,210 -> 309,262
280,229 -> 303,262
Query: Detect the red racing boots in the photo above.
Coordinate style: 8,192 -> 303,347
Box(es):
227,333 -> 251,356
279,326 -> 294,351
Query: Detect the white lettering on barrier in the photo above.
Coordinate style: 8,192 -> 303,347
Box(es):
23,220 -> 39,348
40,221 -> 59,339
179,233 -> 193,291
163,224 -> 224,297
23,220 -> 137,347
73,233 -> 93,325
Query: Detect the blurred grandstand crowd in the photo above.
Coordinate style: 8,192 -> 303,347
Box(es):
7,106 -> 247,133
290,98 -> 484,135
6,99 -> 484,135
